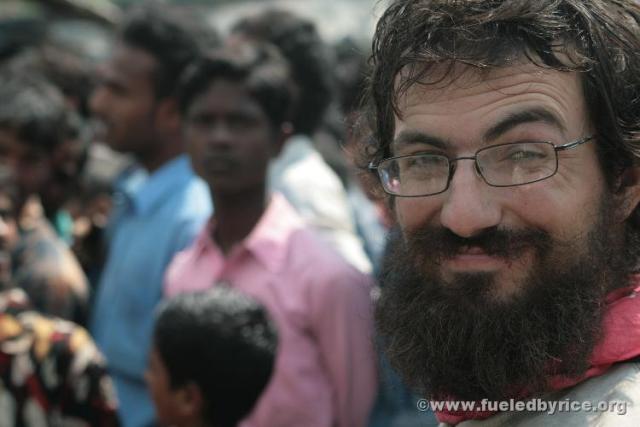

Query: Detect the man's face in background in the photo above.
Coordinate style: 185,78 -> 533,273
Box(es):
0,129 -> 53,209
375,63 -> 640,400
184,79 -> 281,196
90,43 -> 159,157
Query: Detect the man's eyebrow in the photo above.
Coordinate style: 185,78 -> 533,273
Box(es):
483,107 -> 566,142
392,130 -> 449,151
98,71 -> 128,93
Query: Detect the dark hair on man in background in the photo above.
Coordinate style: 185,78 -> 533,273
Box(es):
6,45 -> 95,118
335,37 -> 369,116
232,9 -> 333,135
0,72 -> 79,154
121,2 -> 219,99
317,37 -> 370,186
0,71 -> 87,216
178,42 -> 293,129
154,288 -> 278,427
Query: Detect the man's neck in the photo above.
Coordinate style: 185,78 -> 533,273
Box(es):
138,133 -> 185,173
211,186 -> 268,255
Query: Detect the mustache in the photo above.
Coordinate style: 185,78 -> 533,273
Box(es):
403,225 -> 553,262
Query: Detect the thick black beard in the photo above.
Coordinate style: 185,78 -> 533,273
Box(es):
375,203 -> 632,401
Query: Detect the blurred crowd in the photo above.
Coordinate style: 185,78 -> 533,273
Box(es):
0,2 -> 435,427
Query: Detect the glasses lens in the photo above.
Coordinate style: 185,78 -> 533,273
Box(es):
477,142 -> 557,186
379,154 -> 449,196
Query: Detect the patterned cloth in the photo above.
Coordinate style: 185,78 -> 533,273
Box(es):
0,288 -> 119,426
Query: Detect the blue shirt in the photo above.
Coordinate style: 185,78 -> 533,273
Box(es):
91,155 -> 212,427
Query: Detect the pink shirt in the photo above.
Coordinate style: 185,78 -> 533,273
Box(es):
164,194 -> 378,427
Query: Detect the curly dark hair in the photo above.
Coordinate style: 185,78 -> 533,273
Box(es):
364,0 -> 640,189
232,9 -> 334,135
154,288 -> 278,427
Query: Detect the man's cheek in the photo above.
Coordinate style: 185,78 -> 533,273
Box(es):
395,198 -> 438,233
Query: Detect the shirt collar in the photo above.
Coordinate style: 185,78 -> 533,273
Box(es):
245,193 -> 304,273
116,155 -> 195,216
196,193 -> 303,274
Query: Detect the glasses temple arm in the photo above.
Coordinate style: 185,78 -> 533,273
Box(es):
555,136 -> 594,151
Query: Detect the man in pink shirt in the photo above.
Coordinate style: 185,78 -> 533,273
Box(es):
164,43 -> 378,427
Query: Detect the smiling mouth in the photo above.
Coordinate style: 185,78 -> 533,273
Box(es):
443,246 -> 510,272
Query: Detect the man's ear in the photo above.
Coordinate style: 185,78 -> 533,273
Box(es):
614,166 -> 640,222
271,121 -> 293,157
154,98 -> 182,135
176,382 -> 204,420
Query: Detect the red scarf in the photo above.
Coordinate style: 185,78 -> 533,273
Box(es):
435,276 -> 640,424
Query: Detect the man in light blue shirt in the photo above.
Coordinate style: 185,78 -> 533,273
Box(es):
89,4 -> 213,426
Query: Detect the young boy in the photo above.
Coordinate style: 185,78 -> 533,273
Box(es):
146,288 -> 278,427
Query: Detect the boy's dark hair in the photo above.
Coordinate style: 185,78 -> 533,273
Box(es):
232,9 -> 334,135
0,72 -> 78,152
120,2 -> 218,99
154,288 -> 278,427
178,42 -> 294,130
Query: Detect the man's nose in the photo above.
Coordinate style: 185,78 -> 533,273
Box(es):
439,159 -> 502,238
206,123 -> 234,149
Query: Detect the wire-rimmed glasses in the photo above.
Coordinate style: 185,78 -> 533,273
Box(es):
369,136 -> 594,197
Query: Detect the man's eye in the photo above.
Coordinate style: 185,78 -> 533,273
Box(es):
407,155 -> 440,167
228,115 -> 257,129
504,148 -> 547,162
511,150 -> 540,160
191,115 -> 213,128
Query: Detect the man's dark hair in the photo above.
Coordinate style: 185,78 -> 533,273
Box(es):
154,288 -> 278,427
232,9 -> 334,135
120,2 -> 218,99
178,42 -> 294,129
365,0 -> 640,189
0,72 -> 77,152
6,45 -> 95,119
363,0 -> 640,247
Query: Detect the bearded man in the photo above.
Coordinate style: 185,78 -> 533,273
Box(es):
366,0 -> 640,425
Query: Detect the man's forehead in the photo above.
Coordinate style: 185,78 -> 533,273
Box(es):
0,129 -> 27,153
0,129 -> 19,146
102,43 -> 157,80
394,61 -> 582,113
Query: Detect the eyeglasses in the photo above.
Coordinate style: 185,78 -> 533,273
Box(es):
369,136 -> 594,197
